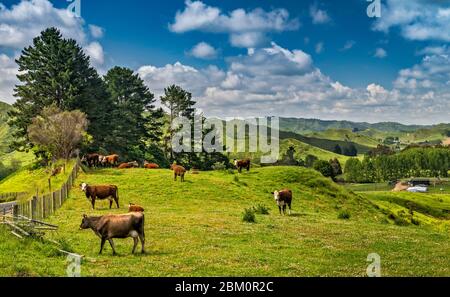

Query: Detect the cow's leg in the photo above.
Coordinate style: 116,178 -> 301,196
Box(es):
174,174 -> 177,181
108,239 -> 117,255
109,199 -> 113,209
278,206 -> 282,215
283,205 -> 287,215
132,236 -> 138,254
99,237 -> 106,254
181,174 -> 185,182
138,232 -> 145,254
91,197 -> 96,210
114,196 -> 120,209
288,203 -> 292,215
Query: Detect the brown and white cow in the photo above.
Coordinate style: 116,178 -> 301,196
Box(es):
81,183 -> 120,209
82,153 -> 101,168
128,203 -> 145,213
234,159 -> 251,173
272,189 -> 293,215
101,154 -> 120,167
170,164 -> 186,182
143,161 -> 159,169
79,213 -> 145,255
118,161 -> 139,169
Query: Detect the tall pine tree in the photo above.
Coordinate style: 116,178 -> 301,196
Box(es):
9,27 -> 111,151
103,67 -> 163,160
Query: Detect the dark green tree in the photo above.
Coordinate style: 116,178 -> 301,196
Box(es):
103,67 -> 163,160
313,160 -> 335,178
305,154 -> 318,168
9,27 -> 111,151
333,144 -> 342,155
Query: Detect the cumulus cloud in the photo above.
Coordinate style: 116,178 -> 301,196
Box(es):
0,0 -> 106,102
309,4 -> 331,24
0,0 -> 86,49
84,42 -> 104,66
169,0 -> 299,48
0,54 -> 18,103
188,42 -> 218,59
341,40 -> 355,51
136,42 -> 450,123
374,48 -> 387,58
372,0 -> 450,42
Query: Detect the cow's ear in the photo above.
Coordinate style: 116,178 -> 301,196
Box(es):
83,214 -> 87,218
271,192 -> 274,195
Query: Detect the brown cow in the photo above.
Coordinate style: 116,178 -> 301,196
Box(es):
102,154 -> 119,167
81,183 -> 120,209
144,161 -> 159,169
170,164 -> 186,182
272,189 -> 293,215
234,159 -> 251,173
128,203 -> 145,212
82,153 -> 100,168
118,161 -> 139,169
79,213 -> 145,255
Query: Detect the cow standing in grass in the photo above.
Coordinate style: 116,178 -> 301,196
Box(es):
171,164 -> 186,182
79,213 -> 145,255
272,189 -> 293,215
234,159 -> 251,173
102,154 -> 120,167
81,183 -> 120,209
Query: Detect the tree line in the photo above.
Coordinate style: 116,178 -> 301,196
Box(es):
344,147 -> 450,183
8,27 -> 229,170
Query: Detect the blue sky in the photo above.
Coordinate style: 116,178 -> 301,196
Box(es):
0,0 -> 449,124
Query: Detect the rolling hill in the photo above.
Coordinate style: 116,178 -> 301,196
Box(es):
306,129 -> 381,148
1,166 -> 449,276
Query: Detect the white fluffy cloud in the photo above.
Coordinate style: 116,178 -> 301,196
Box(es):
0,0 -> 106,102
373,0 -> 450,42
169,0 -> 299,48
136,42 -> 450,123
188,42 -> 218,59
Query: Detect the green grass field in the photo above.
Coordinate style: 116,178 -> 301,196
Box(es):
1,166 -> 449,276
0,160 -> 75,198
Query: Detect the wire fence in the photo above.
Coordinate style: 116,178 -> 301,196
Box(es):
0,159 -> 81,221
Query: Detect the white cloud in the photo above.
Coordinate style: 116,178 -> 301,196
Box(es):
309,4 -> 331,25
169,0 -> 299,48
85,42 -> 104,66
315,42 -> 324,54
0,54 -> 18,103
374,48 -> 387,58
341,40 -> 355,51
417,45 -> 448,56
89,25 -> 104,39
372,0 -> 450,42
0,0 -> 86,49
136,42 -> 450,124
0,0 -> 107,102
188,42 -> 218,59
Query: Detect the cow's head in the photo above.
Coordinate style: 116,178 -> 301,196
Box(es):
234,159 -> 238,167
80,183 -> 88,192
80,214 -> 90,230
272,191 -> 281,202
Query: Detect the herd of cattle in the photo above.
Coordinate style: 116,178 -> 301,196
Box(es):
78,155 -> 293,255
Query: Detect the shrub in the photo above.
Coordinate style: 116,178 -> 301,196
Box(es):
253,204 -> 270,215
337,210 -> 351,220
242,208 -> 256,223
212,162 -> 226,171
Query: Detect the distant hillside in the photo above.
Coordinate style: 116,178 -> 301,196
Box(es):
279,130 -> 372,155
306,129 -> 381,148
280,118 -> 428,134
0,101 -> 13,154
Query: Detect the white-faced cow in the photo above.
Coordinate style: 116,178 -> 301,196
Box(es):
272,189 -> 293,215
79,213 -> 145,255
234,159 -> 251,173
81,183 -> 120,209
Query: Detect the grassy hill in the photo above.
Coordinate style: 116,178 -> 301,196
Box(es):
279,130 -> 372,154
306,129 -> 381,148
1,166 -> 449,276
